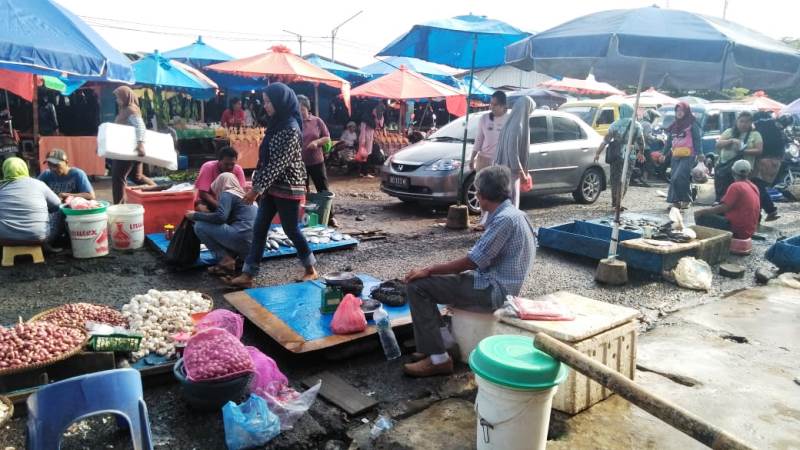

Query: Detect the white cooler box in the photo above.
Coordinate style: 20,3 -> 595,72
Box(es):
97,122 -> 178,170
494,291 -> 639,414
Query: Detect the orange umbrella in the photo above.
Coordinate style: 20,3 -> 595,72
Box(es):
745,90 -> 785,114
206,45 -> 350,112
349,66 -> 467,116
539,74 -> 624,96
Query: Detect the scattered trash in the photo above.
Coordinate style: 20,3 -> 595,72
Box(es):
222,394 -> 280,450
768,272 -> 800,289
673,257 -> 713,291
369,415 -> 395,440
356,215 -> 367,221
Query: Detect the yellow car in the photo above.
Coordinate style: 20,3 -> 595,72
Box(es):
558,100 -> 624,136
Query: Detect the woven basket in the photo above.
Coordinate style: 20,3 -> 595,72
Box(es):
0,330 -> 89,377
28,304 -> 128,329
0,395 -> 13,428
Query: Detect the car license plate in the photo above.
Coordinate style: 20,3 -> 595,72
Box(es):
389,175 -> 410,189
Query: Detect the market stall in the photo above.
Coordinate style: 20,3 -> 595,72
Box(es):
38,136 -> 105,176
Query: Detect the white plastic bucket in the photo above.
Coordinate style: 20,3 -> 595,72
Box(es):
451,308 -> 497,362
475,375 -> 558,450
107,204 -> 145,250
66,212 -> 109,259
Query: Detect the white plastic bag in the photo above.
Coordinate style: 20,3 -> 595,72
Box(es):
691,161 -> 709,184
97,122 -> 178,170
768,272 -> 800,289
262,382 -> 321,431
673,257 -> 713,291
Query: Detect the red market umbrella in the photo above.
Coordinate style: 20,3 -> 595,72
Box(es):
745,90 -> 785,113
206,45 -> 350,113
349,66 -> 467,116
539,74 -> 624,96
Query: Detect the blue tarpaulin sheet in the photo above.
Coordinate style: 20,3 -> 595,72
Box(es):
146,231 -> 358,268
243,275 -> 415,341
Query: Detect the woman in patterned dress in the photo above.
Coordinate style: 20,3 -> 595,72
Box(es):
225,83 -> 317,288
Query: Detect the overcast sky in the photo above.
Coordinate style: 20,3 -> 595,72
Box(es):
59,0 -> 797,69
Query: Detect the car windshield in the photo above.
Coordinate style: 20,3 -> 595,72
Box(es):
560,106 -> 597,126
426,115 -> 481,143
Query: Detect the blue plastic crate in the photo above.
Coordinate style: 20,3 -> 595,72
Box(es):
538,221 -> 640,260
766,235 -> 800,272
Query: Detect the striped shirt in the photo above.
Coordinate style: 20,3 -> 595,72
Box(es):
467,199 -> 537,308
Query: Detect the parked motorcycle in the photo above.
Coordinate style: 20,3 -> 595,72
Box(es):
776,130 -> 800,189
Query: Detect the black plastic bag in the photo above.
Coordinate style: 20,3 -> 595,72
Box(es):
165,217 -> 200,266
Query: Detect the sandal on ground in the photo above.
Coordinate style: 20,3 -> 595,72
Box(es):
208,265 -> 234,276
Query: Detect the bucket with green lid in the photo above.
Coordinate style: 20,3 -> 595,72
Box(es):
469,335 -> 567,450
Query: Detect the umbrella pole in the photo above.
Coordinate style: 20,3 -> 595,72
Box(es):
4,89 -> 12,133
456,35 -> 478,204
608,60 -> 647,259
314,84 -> 320,117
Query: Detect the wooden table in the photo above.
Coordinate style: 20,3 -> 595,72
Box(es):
38,136 -> 105,176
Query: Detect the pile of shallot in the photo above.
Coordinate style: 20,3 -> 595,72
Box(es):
183,327 -> 254,382
122,290 -> 212,360
0,322 -> 87,371
35,303 -> 128,329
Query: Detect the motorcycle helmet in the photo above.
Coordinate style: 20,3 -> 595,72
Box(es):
778,114 -> 794,129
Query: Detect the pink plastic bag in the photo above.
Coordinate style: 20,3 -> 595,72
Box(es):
195,309 -> 245,339
330,294 -> 367,335
509,296 -> 575,321
246,346 -> 288,398
520,174 -> 534,193
184,328 -> 254,382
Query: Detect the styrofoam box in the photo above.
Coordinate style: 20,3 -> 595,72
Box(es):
493,291 -> 639,415
97,123 -> 178,170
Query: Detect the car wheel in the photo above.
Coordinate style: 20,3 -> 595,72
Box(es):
461,173 -> 481,214
573,168 -> 603,204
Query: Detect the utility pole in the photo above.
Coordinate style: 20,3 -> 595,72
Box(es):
331,10 -> 363,63
722,0 -> 729,19
283,29 -> 303,56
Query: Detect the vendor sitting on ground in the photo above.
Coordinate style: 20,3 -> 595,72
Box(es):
694,160 -> 760,240
403,166 -> 537,377
335,121 -> 358,157
195,146 -> 247,211
187,172 -> 257,276
0,157 -> 62,249
38,149 -> 95,202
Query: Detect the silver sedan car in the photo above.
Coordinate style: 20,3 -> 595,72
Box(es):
381,109 -> 609,213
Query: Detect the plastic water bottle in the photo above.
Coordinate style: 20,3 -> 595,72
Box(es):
373,306 -> 401,360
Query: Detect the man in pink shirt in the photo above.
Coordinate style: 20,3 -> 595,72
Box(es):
470,91 -> 508,229
195,146 -> 247,211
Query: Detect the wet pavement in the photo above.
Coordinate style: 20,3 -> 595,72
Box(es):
1,175 -> 799,449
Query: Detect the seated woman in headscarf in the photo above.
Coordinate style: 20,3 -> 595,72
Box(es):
0,157 -> 62,247
186,172 -> 257,276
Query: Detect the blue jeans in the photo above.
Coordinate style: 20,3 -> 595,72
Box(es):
243,194 -> 315,276
193,221 -> 252,261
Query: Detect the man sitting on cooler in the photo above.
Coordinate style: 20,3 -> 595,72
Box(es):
195,146 -> 247,211
38,149 -> 95,202
403,166 -> 537,378
694,160 -> 761,239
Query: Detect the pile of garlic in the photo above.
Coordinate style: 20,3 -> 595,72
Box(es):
122,289 -> 212,360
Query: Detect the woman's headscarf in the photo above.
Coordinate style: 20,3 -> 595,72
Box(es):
495,96 -> 536,175
113,86 -> 142,124
259,83 -> 302,166
0,157 -> 29,187
618,103 -> 635,120
666,102 -> 695,134
210,172 -> 246,199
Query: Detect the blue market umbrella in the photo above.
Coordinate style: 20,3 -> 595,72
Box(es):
0,0 -> 133,82
305,54 -> 371,85
507,88 -> 567,109
162,36 -> 233,69
457,75 -> 495,103
377,14 -> 530,209
361,56 -> 458,87
133,52 -> 216,100
505,7 -> 800,266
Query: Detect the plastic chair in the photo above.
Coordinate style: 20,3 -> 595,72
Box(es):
26,368 -> 153,450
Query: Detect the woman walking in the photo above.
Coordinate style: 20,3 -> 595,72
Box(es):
665,102 -> 702,209
226,84 -> 318,288
356,101 -> 385,176
495,96 -> 534,208
188,172 -> 257,276
110,86 -> 147,204
594,104 -> 645,209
